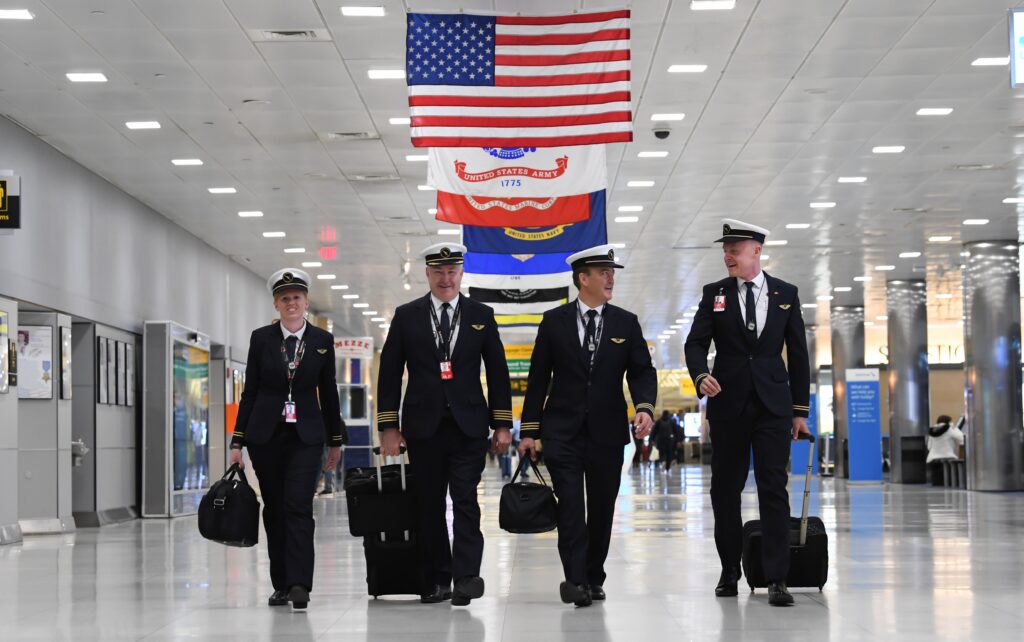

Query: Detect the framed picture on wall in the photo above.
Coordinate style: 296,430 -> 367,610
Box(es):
60,326 -> 72,400
116,341 -> 126,406
17,325 -> 53,400
125,342 -> 135,407
106,338 -> 116,406
0,311 -> 8,394
98,337 -> 108,404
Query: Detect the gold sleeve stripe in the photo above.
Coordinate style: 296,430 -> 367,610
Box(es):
694,373 -> 710,384
793,405 -> 810,410
232,432 -> 245,436
636,403 -> 655,411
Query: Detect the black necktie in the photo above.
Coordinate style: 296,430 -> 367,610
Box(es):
744,281 -> 757,336
440,302 -> 452,351
285,335 -> 298,362
584,309 -> 598,351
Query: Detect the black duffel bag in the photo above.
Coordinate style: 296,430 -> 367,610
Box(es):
499,457 -> 558,534
198,463 -> 260,547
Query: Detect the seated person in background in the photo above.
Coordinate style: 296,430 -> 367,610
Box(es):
926,415 -> 965,483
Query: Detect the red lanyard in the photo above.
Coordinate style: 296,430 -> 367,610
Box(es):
280,337 -> 306,401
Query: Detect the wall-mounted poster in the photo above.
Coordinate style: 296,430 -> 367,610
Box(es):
17,325 -> 53,399
116,341 -> 126,406
106,338 -> 116,406
0,311 -> 8,394
126,343 -> 134,407
98,337 -> 108,404
60,326 -> 72,400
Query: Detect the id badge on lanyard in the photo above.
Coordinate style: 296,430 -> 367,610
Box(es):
283,401 -> 297,423
281,338 -> 305,424
431,303 -> 460,381
440,361 -> 453,380
713,288 -> 727,312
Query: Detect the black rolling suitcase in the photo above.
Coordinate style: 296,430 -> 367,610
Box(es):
741,434 -> 829,591
347,447 -> 425,598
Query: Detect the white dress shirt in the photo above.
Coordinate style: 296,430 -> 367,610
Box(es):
736,271 -> 769,339
576,300 -> 606,346
430,293 -> 461,354
280,320 -> 307,343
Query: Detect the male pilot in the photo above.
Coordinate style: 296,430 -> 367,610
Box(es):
377,242 -> 513,606
684,219 -> 811,606
519,245 -> 657,607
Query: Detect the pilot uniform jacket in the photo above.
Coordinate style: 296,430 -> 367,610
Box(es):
376,294 -> 513,436
520,302 -> 657,444
231,323 -> 345,448
684,273 -> 810,420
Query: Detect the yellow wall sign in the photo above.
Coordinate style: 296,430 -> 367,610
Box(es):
680,377 -> 697,396
505,344 -> 534,360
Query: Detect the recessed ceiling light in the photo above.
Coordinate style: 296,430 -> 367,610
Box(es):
341,6 -> 386,17
663,330 -> 676,335
668,64 -> 707,73
936,293 -> 954,299
0,9 -> 34,19
371,317 -> 386,322
302,261 -> 322,268
872,145 -> 905,154
638,151 -> 669,158
389,117 -> 411,125
331,284 -> 350,290
816,295 -> 834,301
379,323 -> 391,329
208,187 -> 236,194
691,0 -> 735,9
875,265 -> 896,271
615,216 -> 640,223
899,251 -> 921,258
417,185 -> 435,191
237,211 -> 263,217
786,223 -> 810,229
283,247 -> 305,254
262,231 -> 286,238
877,315 -> 888,321
765,240 -> 788,246
317,274 -> 336,280
864,321 -> 875,327
802,303 -> 818,309
929,235 -> 953,242
854,276 -> 872,282
1002,197 -> 1024,204
171,158 -> 203,166
651,113 -> 685,121
809,202 -> 836,209
670,324 -> 682,329
66,72 -> 107,82
438,228 -> 461,235
353,303 -> 370,308
125,121 -> 160,130
362,310 -> 378,316
618,205 -> 643,212
963,219 -> 989,225
368,69 -> 405,80
916,107 -> 953,116
972,57 -> 1009,66
838,176 -> 867,183
406,154 -> 428,162
683,312 -> 696,318
834,287 -> 852,293
611,242 -> 626,249
427,208 -> 438,215
342,294 -> 359,299
627,180 -> 655,187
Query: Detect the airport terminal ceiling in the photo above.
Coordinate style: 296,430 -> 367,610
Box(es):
0,0 -> 1022,367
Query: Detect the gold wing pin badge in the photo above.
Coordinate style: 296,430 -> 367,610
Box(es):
611,338 -> 626,344
317,348 -> 328,354
472,324 -> 485,330
778,304 -> 791,310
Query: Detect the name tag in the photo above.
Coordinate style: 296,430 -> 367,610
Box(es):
283,401 -> 297,423
440,361 -> 454,380
713,295 -> 726,312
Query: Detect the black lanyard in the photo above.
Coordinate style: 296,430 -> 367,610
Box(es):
280,336 -> 306,401
576,301 -> 604,365
429,301 -> 461,361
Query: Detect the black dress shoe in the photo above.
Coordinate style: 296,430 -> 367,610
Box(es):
288,585 -> 310,610
559,582 -> 593,607
715,567 -> 741,597
452,576 -> 485,606
420,584 -> 453,604
588,585 -> 606,601
268,590 -> 289,607
768,581 -> 794,606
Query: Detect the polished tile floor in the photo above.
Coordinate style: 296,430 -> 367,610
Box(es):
2,460 -> 1023,640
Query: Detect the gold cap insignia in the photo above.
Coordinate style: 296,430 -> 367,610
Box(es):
283,272 -> 294,283
607,249 -> 615,260
723,224 -> 732,234
440,246 -> 451,258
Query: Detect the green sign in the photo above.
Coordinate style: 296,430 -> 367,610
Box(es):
507,359 -> 531,375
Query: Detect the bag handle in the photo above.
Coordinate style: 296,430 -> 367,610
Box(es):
797,433 -> 815,546
221,463 -> 250,486
510,455 -> 550,488
372,445 -> 407,493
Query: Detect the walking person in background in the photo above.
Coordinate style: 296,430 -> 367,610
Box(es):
652,410 -> 677,472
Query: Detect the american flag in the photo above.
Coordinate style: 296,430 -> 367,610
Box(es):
406,9 -> 632,148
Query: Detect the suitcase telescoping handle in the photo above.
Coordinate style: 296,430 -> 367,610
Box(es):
798,433 -> 816,546
371,445 -> 407,494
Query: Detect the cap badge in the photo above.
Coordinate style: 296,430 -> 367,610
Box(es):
607,249 -> 615,260
723,224 -> 732,234
282,272 -> 294,283
440,247 -> 452,258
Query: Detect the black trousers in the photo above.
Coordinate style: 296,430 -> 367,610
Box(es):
710,396 -> 791,581
544,430 -> 624,587
247,424 -> 322,592
405,414 -> 489,588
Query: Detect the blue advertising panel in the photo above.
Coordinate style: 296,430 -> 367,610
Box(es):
846,369 -> 883,482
